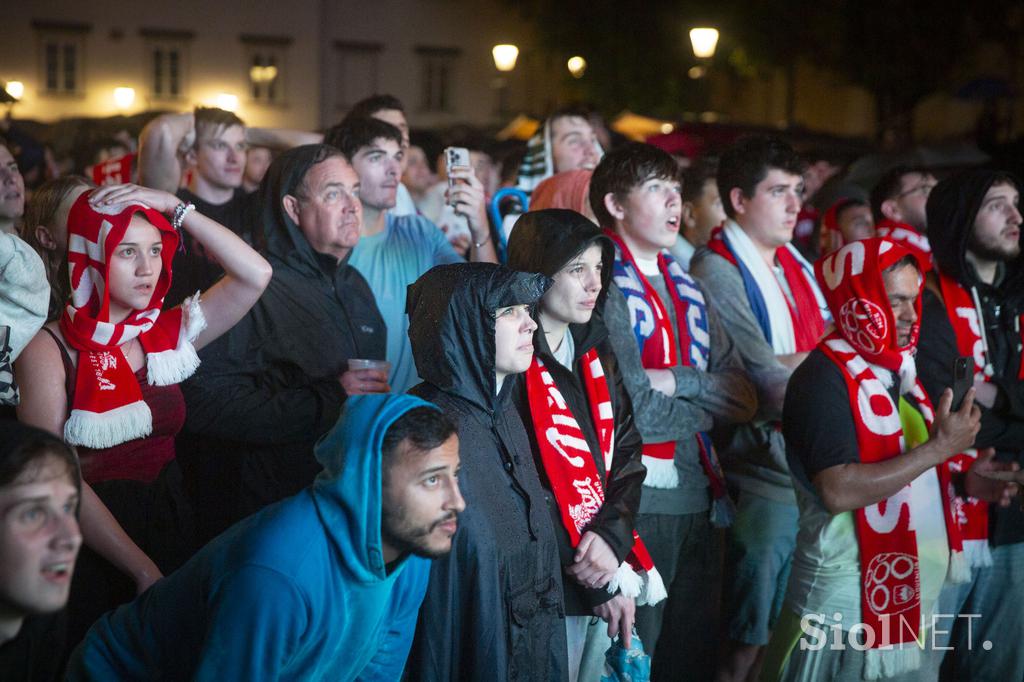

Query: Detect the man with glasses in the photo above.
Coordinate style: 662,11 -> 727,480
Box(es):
871,165 -> 937,266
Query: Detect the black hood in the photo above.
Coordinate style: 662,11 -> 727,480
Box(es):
926,169 -> 1022,287
506,209 -> 614,302
407,263 -> 550,412
257,144 -> 345,278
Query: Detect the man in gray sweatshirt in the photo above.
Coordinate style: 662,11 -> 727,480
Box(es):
590,143 -> 756,680
689,136 -> 828,682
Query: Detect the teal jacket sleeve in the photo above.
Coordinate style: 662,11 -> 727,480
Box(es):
194,566 -> 309,681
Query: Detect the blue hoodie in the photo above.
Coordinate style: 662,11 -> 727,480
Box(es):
68,395 -> 433,681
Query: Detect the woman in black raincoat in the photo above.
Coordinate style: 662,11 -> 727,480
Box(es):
405,262 -> 570,681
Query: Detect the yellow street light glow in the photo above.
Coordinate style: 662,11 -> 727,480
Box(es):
215,93 -> 239,112
492,44 -> 519,72
567,56 -> 587,79
660,123 -> 674,134
689,28 -> 720,59
113,87 -> 135,109
249,65 -> 279,83
5,81 -> 24,100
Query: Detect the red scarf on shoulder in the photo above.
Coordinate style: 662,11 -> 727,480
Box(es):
525,352 -> 666,605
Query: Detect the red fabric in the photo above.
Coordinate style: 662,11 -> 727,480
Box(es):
529,170 -> 592,216
875,218 -> 932,271
777,247 -> 826,352
524,352 -> 657,578
816,238 -> 966,651
936,273 -> 993,548
59,190 -> 184,447
88,153 -> 135,186
78,367 -> 185,483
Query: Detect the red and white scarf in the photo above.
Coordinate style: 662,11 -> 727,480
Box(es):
934,272 -> 1024,568
875,219 -> 932,271
60,190 -> 206,448
525,351 -> 666,606
87,153 -> 135,186
605,230 -> 733,525
707,221 -> 827,354
816,238 -> 970,677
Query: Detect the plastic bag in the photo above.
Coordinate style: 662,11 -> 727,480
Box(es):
600,629 -> 651,682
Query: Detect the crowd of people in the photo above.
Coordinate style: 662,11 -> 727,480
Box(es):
1,93 -> 1023,682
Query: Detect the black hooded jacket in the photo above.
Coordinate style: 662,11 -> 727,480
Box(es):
919,169 -> 1024,545
506,209 -> 646,616
404,263 -> 569,682
179,145 -> 386,541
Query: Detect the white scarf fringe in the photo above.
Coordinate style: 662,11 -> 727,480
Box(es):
606,563 -> 668,607
146,293 -> 207,386
864,641 -> 922,680
641,455 -> 679,489
64,400 -> 152,448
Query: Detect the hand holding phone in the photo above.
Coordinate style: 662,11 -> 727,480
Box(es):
951,356 -> 975,412
445,147 -> 470,204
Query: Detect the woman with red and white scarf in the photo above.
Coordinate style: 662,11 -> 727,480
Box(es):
763,238 -> 1016,681
16,183 -> 271,643
507,209 -> 659,681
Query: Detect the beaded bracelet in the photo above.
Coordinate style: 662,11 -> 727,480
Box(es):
172,202 -> 196,231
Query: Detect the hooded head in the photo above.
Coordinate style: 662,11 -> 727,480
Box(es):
816,238 -> 925,374
257,144 -> 356,278
311,394 -> 457,581
507,208 -> 613,309
926,169 -> 1022,287
529,170 -> 595,220
407,263 -> 550,410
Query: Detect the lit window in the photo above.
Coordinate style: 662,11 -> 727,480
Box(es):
242,36 -> 291,106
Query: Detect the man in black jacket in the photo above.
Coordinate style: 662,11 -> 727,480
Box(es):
917,169 -> 1024,679
405,262 -> 569,681
179,144 -> 387,542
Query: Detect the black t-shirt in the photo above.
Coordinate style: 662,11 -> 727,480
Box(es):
783,349 -> 862,494
165,188 -> 259,308
0,611 -> 66,682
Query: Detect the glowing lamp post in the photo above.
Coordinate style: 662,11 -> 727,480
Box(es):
689,28 -> 720,59
5,81 -> 24,100
567,56 -> 587,79
113,87 -> 135,110
492,44 -> 519,72
215,93 -> 239,112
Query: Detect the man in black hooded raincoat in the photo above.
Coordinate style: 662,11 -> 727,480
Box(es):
916,169 -> 1024,680
179,144 -> 386,542
405,262 -> 570,681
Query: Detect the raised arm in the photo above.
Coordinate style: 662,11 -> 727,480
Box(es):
16,331 -> 162,592
137,112 -> 195,193
813,389 -> 980,514
87,184 -> 273,350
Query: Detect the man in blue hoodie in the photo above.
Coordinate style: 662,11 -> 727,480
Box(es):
67,394 -> 465,681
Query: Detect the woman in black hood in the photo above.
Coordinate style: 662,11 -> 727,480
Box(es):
507,209 -> 648,681
179,144 -> 387,542
405,262 -> 570,681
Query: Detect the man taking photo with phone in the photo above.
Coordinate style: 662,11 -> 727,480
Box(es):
763,238 -> 1016,681
916,170 -> 1024,680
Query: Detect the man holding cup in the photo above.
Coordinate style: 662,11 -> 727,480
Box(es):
180,145 -> 391,542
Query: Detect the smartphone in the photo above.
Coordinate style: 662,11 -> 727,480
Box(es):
951,356 -> 975,412
445,147 -> 471,204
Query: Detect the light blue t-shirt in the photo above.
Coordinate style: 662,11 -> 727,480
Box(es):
350,214 -> 463,392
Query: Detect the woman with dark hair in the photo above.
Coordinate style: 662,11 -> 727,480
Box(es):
507,209 -> 653,680
405,262 -> 570,681
14,181 -> 272,644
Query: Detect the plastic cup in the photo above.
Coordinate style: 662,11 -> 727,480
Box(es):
347,358 -> 391,373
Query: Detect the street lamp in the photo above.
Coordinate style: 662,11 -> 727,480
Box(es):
113,87 -> 135,110
492,44 -> 519,72
567,56 -> 587,79
4,81 -> 24,100
215,93 -> 239,112
689,28 -> 719,59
